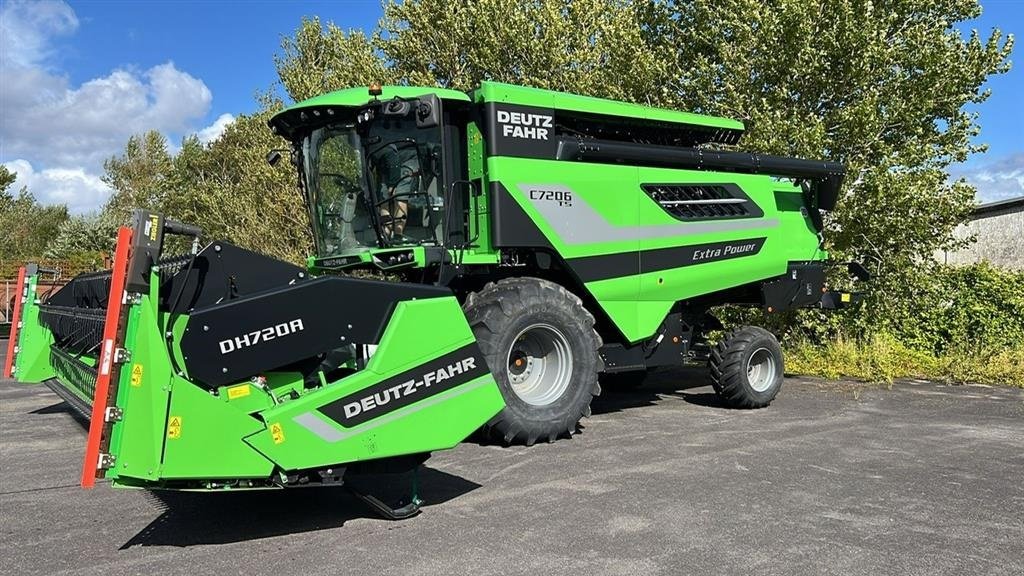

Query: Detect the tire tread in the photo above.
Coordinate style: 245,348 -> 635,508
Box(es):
708,326 -> 783,409
464,277 -> 603,445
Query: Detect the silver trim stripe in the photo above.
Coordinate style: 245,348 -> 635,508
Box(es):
657,198 -> 748,206
517,183 -> 778,245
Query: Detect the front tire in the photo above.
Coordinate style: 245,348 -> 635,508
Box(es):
463,278 -> 602,445
708,326 -> 783,408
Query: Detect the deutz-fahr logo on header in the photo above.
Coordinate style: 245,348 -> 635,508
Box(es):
317,344 -> 490,428
497,109 -> 553,140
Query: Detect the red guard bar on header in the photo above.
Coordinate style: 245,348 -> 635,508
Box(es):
81,226 -> 133,488
3,266 -> 27,379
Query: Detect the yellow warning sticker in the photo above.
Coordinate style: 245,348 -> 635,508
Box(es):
167,416 -> 182,439
841,293 -> 852,303
269,422 -> 285,444
149,215 -> 160,241
227,384 -> 251,400
130,364 -> 144,387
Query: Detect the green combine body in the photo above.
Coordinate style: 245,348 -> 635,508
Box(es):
6,82 -> 861,517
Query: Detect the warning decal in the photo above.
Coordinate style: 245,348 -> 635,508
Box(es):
227,384 -> 251,400
167,416 -> 182,439
269,422 -> 285,444
130,364 -> 144,387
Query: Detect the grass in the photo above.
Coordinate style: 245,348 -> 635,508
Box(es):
784,333 -> 1022,388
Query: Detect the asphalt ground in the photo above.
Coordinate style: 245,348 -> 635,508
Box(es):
1,340 -> 1022,576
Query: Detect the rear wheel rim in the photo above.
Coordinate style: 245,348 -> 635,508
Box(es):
506,323 -> 574,406
746,347 -> 777,392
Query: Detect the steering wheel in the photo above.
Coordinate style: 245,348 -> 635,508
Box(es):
319,172 -> 361,193
316,172 -> 362,223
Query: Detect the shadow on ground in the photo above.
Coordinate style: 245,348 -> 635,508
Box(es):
32,365 -> 726,548
23,399 -> 483,548
591,365 -> 730,414
30,401 -> 90,428
120,466 -> 480,548
468,365 -> 730,445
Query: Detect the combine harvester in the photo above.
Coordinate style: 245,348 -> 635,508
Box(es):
4,82 -> 864,517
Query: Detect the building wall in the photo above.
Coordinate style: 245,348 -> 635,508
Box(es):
939,203 -> 1024,270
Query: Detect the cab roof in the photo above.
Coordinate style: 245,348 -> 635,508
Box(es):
268,82 -> 744,139
269,86 -> 469,138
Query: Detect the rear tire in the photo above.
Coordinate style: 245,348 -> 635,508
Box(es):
708,326 -> 783,408
463,278 -> 602,445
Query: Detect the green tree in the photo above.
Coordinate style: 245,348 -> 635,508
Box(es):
102,131 -> 174,224
45,212 -> 119,261
0,165 -> 69,268
275,1 -> 674,103
170,113 -> 311,262
0,164 -> 16,192
276,21 -> 395,102
664,0 -> 1012,331
101,115 -> 310,262
382,0 -> 673,99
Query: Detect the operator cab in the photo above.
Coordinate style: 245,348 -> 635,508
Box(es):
269,86 -> 468,258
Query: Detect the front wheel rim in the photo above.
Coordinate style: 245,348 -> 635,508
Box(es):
746,347 -> 777,392
506,323 -> 574,406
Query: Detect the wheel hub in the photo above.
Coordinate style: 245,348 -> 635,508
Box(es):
508,352 -> 532,379
746,347 -> 777,392
505,323 -> 574,406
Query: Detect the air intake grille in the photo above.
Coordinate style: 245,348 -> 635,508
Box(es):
642,184 -> 759,221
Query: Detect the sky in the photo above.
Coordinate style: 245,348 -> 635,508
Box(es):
0,0 -> 1021,213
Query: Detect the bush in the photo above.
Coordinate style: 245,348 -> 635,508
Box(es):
875,262 -> 1024,355
785,335 -> 1021,388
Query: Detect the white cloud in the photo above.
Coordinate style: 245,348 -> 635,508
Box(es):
1,63 -> 213,169
196,113 -> 235,144
951,153 -> 1024,204
0,0 -> 78,68
0,1 -> 224,214
3,159 -> 112,213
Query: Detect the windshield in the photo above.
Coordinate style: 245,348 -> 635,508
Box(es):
302,105 -> 445,256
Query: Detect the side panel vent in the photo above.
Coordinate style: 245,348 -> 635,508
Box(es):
642,183 -> 763,221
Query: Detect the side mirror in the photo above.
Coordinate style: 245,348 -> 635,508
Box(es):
416,94 -> 441,128
266,150 -> 283,166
